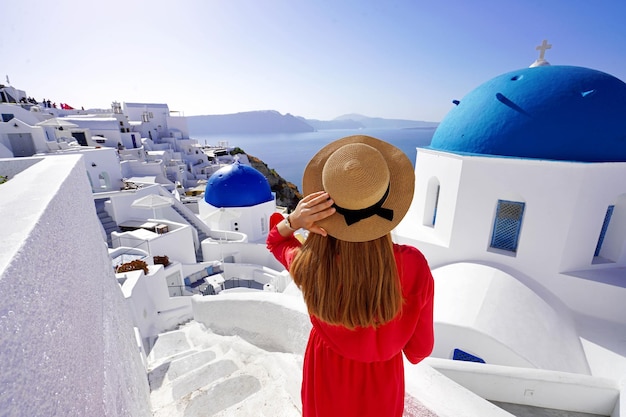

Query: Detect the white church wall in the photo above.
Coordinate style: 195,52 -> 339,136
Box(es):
449,157 -> 577,274
401,150 -> 578,273
407,151 -> 584,274
0,155 -> 151,417
200,199 -> 275,244
401,150 -> 626,326
236,200 -> 274,242
404,149 -> 464,249
560,163 -> 626,271
598,193 -> 626,263
432,263 -> 590,374
433,324 -> 535,368
558,270 -> 626,331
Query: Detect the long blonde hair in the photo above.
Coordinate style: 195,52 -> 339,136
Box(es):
289,233 -> 402,329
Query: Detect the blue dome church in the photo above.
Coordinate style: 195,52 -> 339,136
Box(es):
204,162 -> 273,208
429,65 -> 626,162
199,161 -> 276,243
394,42 -> 626,380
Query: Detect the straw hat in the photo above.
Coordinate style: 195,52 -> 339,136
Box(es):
302,135 -> 414,242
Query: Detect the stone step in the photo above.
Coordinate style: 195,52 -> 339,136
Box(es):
101,219 -> 117,229
147,321 -> 302,417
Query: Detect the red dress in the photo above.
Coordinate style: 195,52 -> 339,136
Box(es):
266,222 -> 435,417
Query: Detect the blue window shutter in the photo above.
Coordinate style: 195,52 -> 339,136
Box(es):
490,200 -> 525,252
453,348 -> 485,363
594,205 -> 614,257
2,113 -> 15,122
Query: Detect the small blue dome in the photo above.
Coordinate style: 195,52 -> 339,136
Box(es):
205,162 -> 273,207
430,65 -> 626,162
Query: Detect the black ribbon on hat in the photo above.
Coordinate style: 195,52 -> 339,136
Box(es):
332,184 -> 394,226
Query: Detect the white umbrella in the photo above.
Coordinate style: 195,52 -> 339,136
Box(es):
203,207 -> 241,228
36,118 -> 79,129
131,194 -> 174,218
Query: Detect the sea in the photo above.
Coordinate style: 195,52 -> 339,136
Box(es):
192,128 -> 436,192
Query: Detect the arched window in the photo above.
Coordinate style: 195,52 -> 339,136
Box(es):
98,171 -> 111,190
423,177 -> 440,227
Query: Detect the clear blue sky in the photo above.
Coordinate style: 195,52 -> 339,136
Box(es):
3,0 -> 626,122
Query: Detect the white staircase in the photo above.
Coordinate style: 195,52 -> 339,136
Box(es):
147,321 -> 303,417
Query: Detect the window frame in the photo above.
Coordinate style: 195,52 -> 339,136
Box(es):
490,200 -> 526,253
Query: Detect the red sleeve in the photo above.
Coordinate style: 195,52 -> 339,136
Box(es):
399,246 -> 435,364
266,213 -> 301,270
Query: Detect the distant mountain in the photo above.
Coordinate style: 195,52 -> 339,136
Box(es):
330,114 -> 439,129
301,117 -> 365,130
186,110 -> 315,134
186,110 -> 437,135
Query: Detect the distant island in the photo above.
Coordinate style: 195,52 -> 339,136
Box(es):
186,110 -> 438,135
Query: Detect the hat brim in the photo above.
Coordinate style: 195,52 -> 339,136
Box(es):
302,135 -> 415,242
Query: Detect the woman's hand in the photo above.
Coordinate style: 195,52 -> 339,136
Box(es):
288,191 -> 335,237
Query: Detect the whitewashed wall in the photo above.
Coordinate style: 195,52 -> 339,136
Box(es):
199,199 -> 275,243
43,147 -> 123,193
431,263 -> 590,374
119,264 -> 193,350
192,292 -> 310,354
396,149 -> 626,323
202,240 -> 284,271
0,155 -> 150,416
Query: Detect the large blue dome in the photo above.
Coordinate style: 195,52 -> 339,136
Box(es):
430,65 -> 626,162
205,162 -> 273,208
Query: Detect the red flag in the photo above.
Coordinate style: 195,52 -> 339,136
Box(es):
61,103 -> 74,110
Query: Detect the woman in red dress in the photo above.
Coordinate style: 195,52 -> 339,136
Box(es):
266,135 -> 434,417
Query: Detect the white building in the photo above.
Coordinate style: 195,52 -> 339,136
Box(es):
394,63 -> 626,414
